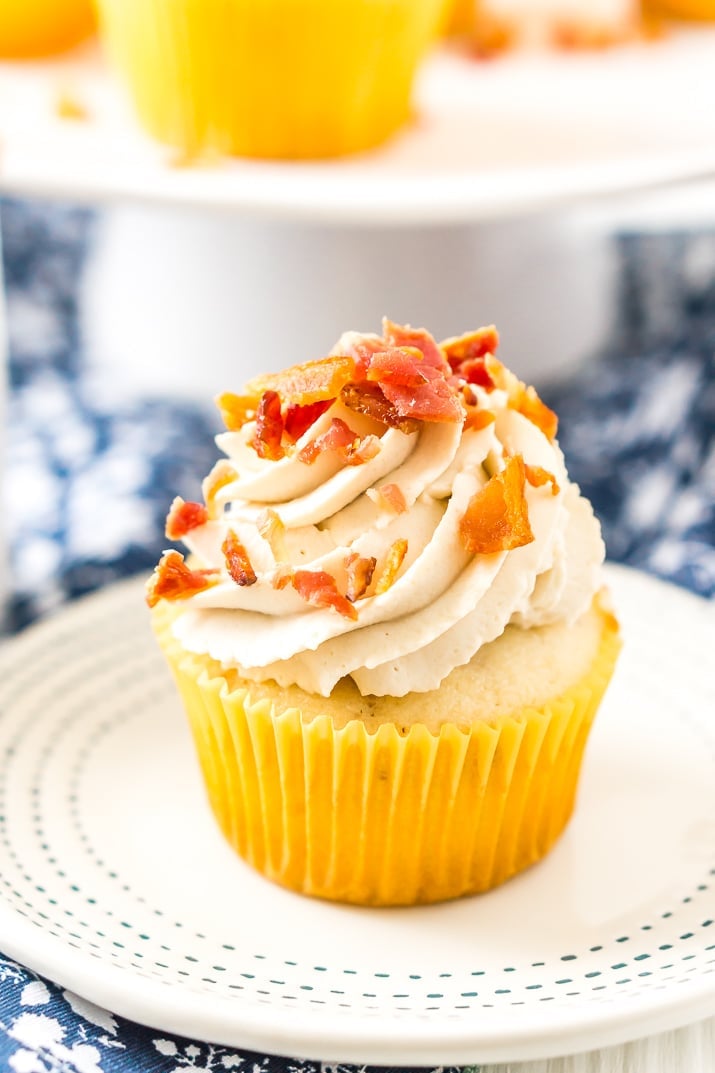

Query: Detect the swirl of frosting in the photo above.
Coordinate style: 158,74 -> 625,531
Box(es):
149,320 -> 605,698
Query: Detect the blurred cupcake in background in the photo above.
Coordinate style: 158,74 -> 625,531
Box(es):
447,0 -> 642,52
0,0 -> 95,57
643,0 -> 715,19
94,0 -> 452,160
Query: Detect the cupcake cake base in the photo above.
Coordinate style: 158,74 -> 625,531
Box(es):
153,596 -> 620,906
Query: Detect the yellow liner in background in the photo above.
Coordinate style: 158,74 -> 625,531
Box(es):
153,602 -> 621,906
95,0 -> 451,160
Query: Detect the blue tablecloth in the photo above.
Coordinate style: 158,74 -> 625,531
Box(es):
1,197 -> 714,1072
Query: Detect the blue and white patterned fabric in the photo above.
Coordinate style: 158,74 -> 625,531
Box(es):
1,197 -> 714,1072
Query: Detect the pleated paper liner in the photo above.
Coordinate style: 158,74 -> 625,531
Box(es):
95,0 -> 451,160
153,597 -> 620,906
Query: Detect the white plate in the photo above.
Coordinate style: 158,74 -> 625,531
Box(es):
0,564 -> 713,1065
2,31 -> 715,223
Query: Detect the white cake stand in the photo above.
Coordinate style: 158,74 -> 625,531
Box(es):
3,29 -> 715,393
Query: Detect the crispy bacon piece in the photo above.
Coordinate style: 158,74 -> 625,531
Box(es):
453,357 -> 495,390
292,569 -> 357,621
202,460 -> 238,519
283,399 -> 332,442
481,358 -> 558,442
165,497 -> 209,541
366,345 -> 463,425
382,319 -> 450,374
216,392 -> 259,432
525,464 -> 560,496
298,417 -> 380,466
253,390 -> 285,461
344,552 -> 377,602
464,408 -> 496,432
441,326 -> 500,368
340,382 -> 421,434
271,564 -> 294,590
244,355 -> 356,408
374,539 -> 409,595
380,377 -> 463,425
257,508 -> 288,561
366,346 -> 433,388
459,455 -> 535,555
222,530 -> 257,586
145,551 -> 218,608
375,483 -> 408,514
511,384 -> 558,442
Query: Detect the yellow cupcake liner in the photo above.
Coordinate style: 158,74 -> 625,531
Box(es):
96,0 -> 450,160
153,602 -> 620,906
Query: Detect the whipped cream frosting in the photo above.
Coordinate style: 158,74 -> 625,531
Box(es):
164,327 -> 605,698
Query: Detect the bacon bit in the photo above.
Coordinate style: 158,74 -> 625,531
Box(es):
165,497 -> 209,541
222,530 -> 257,586
215,392 -> 259,432
380,377 -> 463,424
511,384 -> 559,442
374,539 -> 409,595
340,382 -> 421,434
459,455 -> 535,556
145,551 -> 219,608
253,390 -> 285,461
453,357 -> 496,390
365,342 -> 463,425
464,409 -> 496,432
271,564 -> 294,590
202,460 -> 238,519
376,483 -> 408,514
441,326 -> 500,367
479,357 -> 559,442
344,553 -> 376,602
292,570 -> 358,621
257,508 -> 288,561
525,464 -> 560,496
298,417 -> 380,466
366,346 -> 433,388
283,399 -> 331,442
382,319 -> 450,374
244,355 -> 356,408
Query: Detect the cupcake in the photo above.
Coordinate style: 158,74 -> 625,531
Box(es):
643,0 -> 715,18
94,0 -> 450,160
147,319 -> 620,906
0,0 -> 95,57
464,0 -> 641,51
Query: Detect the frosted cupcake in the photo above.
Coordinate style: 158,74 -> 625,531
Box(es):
95,0 -> 450,159
148,319 -> 620,906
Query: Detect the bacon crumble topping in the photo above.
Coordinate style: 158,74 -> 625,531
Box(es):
344,552 -> 377,602
222,530 -> 257,586
374,539 -> 409,595
459,455 -> 535,555
292,569 -> 358,620
165,497 -> 209,541
253,390 -> 285,461
297,417 -> 380,467
257,509 -> 288,561
525,464 -> 560,496
370,483 -> 408,514
145,550 -> 218,608
153,321 -> 566,627
202,460 -> 239,519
